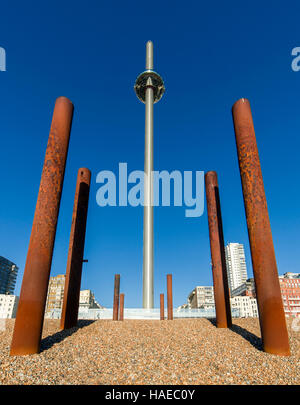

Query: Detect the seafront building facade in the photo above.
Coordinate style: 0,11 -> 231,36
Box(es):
45,274 -> 102,318
188,286 -> 215,309
187,284 -> 258,318
0,256 -> 19,295
79,289 -> 103,310
279,273 -> 300,318
230,296 -> 258,317
231,273 -> 300,318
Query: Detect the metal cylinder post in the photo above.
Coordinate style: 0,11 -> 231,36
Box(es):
119,293 -> 124,321
205,171 -> 232,328
232,98 -> 290,356
60,168 -> 91,330
146,40 -> 153,70
113,274 -> 120,321
167,274 -> 173,320
143,42 -> 154,309
143,82 -> 154,309
160,293 -> 164,320
10,97 -> 74,355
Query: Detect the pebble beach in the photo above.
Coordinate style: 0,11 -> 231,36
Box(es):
0,318 -> 299,385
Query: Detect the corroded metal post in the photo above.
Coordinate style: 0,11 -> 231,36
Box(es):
232,98 -> 290,356
119,293 -> 124,321
205,171 -> 232,328
60,168 -> 91,330
113,274 -> 120,321
167,274 -> 173,320
160,293 -> 164,320
10,97 -> 74,356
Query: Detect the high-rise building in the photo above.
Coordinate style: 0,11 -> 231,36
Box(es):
187,286 -> 215,309
0,294 -> 19,318
225,243 -> 248,291
0,256 -> 19,295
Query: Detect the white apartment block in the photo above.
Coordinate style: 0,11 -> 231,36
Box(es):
79,289 -> 103,309
0,294 -> 19,318
225,243 -> 248,291
188,286 -> 215,309
230,296 -> 258,318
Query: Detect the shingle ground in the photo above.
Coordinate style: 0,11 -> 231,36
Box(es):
0,318 -> 299,385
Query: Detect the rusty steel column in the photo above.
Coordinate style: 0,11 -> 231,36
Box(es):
167,274 -> 173,320
232,98 -> 290,356
60,168 -> 91,330
113,274 -> 120,321
119,293 -> 124,321
160,293 -> 164,320
205,171 -> 232,328
10,97 -> 74,356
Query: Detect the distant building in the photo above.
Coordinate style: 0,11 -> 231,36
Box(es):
185,271 -> 300,319
279,272 -> 300,318
225,243 -> 248,291
45,274 -> 103,318
0,294 -> 19,318
186,285 -> 258,317
188,286 -> 215,309
230,296 -> 258,318
79,289 -> 104,310
45,274 -> 65,317
0,256 -> 19,295
177,303 -> 189,310
231,272 -> 300,318
281,272 -> 300,280
231,278 -> 256,298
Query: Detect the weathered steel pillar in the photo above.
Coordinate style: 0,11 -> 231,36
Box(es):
160,293 -> 164,320
167,274 -> 173,320
232,98 -> 290,356
113,274 -> 120,321
205,171 -> 232,328
10,97 -> 74,356
60,168 -> 91,330
119,293 -> 124,321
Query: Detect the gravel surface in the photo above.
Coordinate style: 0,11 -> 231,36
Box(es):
0,318 -> 299,385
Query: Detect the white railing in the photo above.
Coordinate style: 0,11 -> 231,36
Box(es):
45,307 -> 241,320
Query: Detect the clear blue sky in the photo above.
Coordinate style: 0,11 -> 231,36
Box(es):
1,0 -> 300,308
